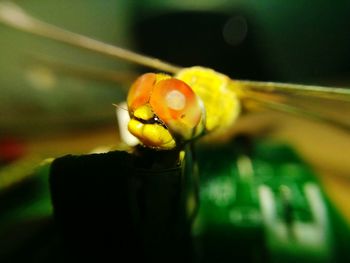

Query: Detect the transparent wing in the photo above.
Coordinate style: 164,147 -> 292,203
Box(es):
232,80 -> 350,132
27,54 -> 138,86
0,2 -> 181,73
0,2 -> 136,135
234,79 -> 350,102
0,2 -> 183,135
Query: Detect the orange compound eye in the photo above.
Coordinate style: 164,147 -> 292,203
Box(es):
150,78 -> 203,139
127,73 -> 156,112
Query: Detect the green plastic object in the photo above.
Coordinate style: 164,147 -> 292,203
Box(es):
192,139 -> 349,262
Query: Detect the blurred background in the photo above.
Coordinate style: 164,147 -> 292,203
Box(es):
0,0 -> 350,261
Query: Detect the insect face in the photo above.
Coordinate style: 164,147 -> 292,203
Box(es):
127,73 -> 205,150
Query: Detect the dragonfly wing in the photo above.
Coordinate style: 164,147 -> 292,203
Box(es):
281,95 -> 350,128
0,2 -> 181,73
27,54 -> 138,86
234,79 -> 350,102
233,79 -> 350,132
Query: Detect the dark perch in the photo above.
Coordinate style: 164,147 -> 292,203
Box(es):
49,147 -> 193,262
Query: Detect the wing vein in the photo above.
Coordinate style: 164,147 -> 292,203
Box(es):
234,80 -> 350,102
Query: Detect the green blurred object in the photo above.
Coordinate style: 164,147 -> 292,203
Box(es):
193,139 -> 349,262
0,161 -> 59,262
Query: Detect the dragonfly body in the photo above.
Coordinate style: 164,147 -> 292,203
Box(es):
126,67 -> 241,150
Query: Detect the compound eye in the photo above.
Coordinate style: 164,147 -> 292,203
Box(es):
127,73 -> 156,112
150,78 -> 203,138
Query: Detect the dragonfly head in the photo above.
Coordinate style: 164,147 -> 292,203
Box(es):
126,73 -> 205,150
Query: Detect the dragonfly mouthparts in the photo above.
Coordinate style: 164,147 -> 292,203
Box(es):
133,115 -> 168,129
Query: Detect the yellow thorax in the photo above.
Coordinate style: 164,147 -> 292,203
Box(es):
176,66 -> 241,135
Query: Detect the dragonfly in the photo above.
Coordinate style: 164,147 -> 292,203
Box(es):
0,2 -> 349,193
